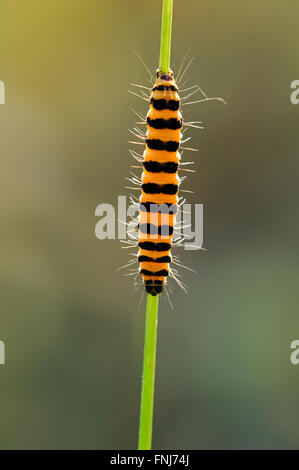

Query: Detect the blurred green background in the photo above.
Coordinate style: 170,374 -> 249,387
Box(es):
1,0 -> 299,450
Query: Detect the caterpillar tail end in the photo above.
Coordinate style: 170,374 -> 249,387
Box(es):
145,282 -> 164,296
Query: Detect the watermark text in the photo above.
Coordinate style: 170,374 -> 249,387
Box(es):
0,81 -> 5,104
290,80 -> 299,105
0,341 -> 5,365
95,196 -> 203,250
290,340 -> 299,365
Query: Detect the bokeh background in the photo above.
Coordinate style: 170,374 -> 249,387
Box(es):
1,0 -> 299,450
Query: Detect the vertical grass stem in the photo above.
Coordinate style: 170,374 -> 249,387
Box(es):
138,0 -> 174,450
159,0 -> 174,73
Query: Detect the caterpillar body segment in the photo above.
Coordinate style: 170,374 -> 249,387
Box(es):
138,69 -> 182,296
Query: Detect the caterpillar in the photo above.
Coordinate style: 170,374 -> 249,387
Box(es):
124,59 -> 225,298
137,68 -> 181,297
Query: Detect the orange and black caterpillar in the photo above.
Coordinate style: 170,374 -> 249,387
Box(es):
138,69 -> 181,296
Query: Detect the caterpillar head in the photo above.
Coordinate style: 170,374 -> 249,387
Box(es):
156,68 -> 174,82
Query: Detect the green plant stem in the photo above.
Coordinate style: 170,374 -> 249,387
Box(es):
159,0 -> 174,73
138,294 -> 159,450
138,0 -> 174,451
